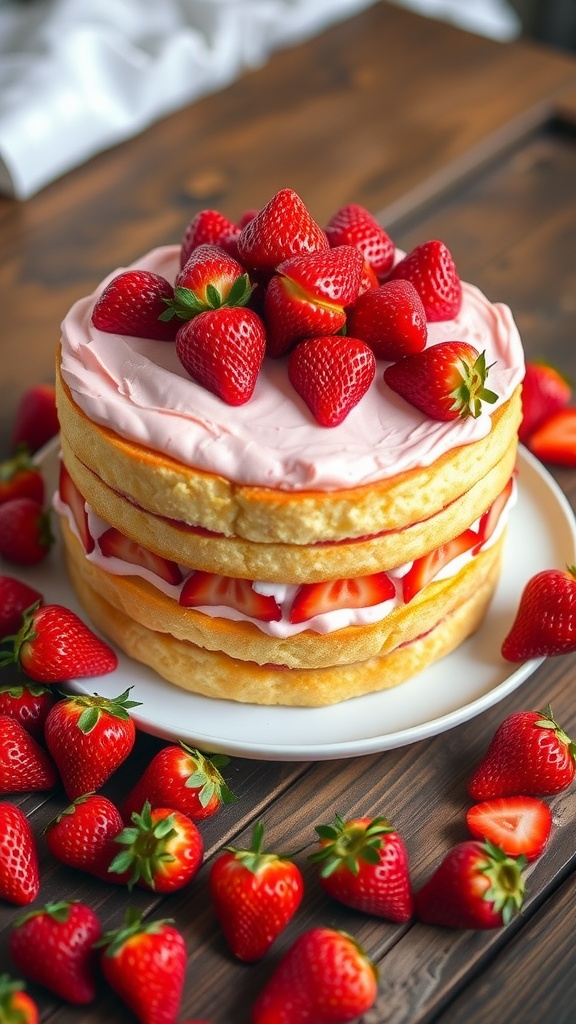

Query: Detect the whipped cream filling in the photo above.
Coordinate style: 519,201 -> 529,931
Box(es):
55,482 -> 515,639
59,245 -> 525,492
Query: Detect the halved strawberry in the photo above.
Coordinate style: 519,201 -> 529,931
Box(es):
325,203 -> 395,280
402,529 -> 478,604
526,407 -> 576,467
58,461 -> 94,554
519,361 -> 571,445
180,209 -> 241,267
180,571 -> 281,622
475,476 -> 514,550
389,239 -> 462,322
289,572 -> 395,625
288,335 -> 376,427
236,187 -> 328,273
264,246 -> 364,357
466,796 -> 552,861
98,528 -> 183,585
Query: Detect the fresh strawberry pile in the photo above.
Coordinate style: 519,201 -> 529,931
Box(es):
90,188 -> 503,428
519,360 -> 576,467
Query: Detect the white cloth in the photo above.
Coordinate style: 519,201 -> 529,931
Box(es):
0,0 -> 521,200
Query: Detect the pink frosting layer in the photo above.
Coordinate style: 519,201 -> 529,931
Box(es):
60,245 -> 524,492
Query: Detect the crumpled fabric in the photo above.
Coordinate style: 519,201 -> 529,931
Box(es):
0,0 -> 378,199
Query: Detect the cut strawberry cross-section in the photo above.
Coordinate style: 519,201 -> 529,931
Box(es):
289,572 -> 395,625
475,476 -> 514,551
98,528 -> 183,585
180,571 -> 282,622
402,529 -> 478,604
59,462 -> 94,554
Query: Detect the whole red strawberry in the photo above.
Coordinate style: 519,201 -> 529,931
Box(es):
210,821 -> 303,962
346,279 -> 427,360
251,927 -> 378,1024
0,450 -> 44,506
180,208 -> 241,266
468,704 -> 576,799
120,742 -> 236,823
11,383 -> 59,455
519,360 -> 572,444
237,187 -> 328,273
501,566 -> 576,661
325,202 -> 395,280
97,908 -> 187,1024
0,975 -> 39,1024
44,688 -> 139,799
45,792 -> 128,884
0,681 -> 55,739
0,576 -> 43,640
0,715 -> 57,794
0,498 -> 53,565
0,602 -> 118,682
383,340 -> 498,421
91,269 -> 178,341
389,239 -> 462,321
167,243 -> 252,322
176,306 -> 266,405
310,814 -> 413,922
0,802 -> 40,905
288,335 -> 376,427
109,800 -> 203,893
9,901 -> 102,1004
264,245 -> 363,357
415,840 -> 525,929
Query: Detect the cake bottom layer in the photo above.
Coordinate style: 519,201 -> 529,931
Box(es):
64,542 -> 502,707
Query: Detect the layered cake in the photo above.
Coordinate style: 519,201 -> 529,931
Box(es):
54,189 -> 524,706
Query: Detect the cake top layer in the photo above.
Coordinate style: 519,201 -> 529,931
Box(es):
60,245 -> 524,493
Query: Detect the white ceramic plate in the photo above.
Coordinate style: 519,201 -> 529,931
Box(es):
12,442 -> 576,761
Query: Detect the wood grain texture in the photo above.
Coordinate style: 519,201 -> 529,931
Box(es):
1,4 -> 576,1022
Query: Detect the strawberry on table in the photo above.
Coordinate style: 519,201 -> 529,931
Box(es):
176,305 -> 266,405
0,681 -> 55,739
91,269 -> 179,341
264,245 -> 364,357
346,279 -> 428,360
384,340 -> 498,421
98,526 -> 183,584
415,840 -> 526,929
0,602 -> 118,683
287,335 -> 376,428
180,570 -> 281,621
309,813 -> 414,922
388,238 -> 462,321
519,360 -> 572,445
0,497 -> 53,565
109,800 -> 204,893
0,715 -> 57,794
45,792 -> 129,884
120,742 -> 236,823
251,927 -> 378,1024
501,566 -> 576,661
44,688 -> 140,799
468,704 -> 576,800
9,901 -> 102,1005
209,821 -> 304,962
466,796 -> 552,861
97,907 -> 187,1024
0,576 -> 43,640
325,202 -> 395,280
0,975 -> 39,1024
526,406 -> 576,467
0,802 -> 40,905
180,208 -> 241,266
10,383 -> 59,455
289,572 -> 394,625
237,187 -> 328,273
0,450 -> 44,506
166,243 -> 252,322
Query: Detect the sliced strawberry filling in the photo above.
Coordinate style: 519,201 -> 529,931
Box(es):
180,571 -> 281,622
289,573 -> 395,625
98,527 -> 183,585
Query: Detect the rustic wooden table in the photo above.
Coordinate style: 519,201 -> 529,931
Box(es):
1,3 -> 576,1021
